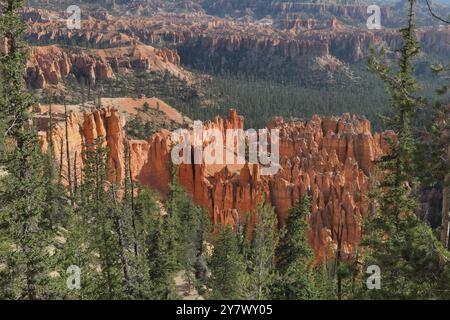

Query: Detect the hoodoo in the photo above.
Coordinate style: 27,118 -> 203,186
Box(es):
37,107 -> 392,261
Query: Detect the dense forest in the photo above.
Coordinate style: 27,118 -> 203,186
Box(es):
59,60 -> 448,132
1,0 -> 450,300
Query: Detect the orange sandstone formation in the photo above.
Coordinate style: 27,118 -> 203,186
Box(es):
26,45 -> 186,89
23,8 -> 450,76
37,108 -> 392,260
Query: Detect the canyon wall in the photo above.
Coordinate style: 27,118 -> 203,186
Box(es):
201,0 -> 448,27
37,107 -> 392,261
26,44 -> 184,89
23,8 -> 450,83
203,0 -> 391,23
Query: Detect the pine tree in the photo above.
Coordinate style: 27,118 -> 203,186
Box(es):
146,216 -> 178,299
43,94 -> 70,226
74,138 -> 126,299
271,196 -> 319,300
246,202 -> 278,300
55,208 -> 97,299
416,60 -> 450,251
63,97 -> 73,204
0,0 -> 58,299
129,186 -> 160,299
362,0 -> 449,299
110,180 -> 134,298
236,212 -> 251,257
166,177 -> 210,276
415,102 -> 450,250
208,225 -> 247,300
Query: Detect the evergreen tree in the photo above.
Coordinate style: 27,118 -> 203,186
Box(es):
55,208 -> 97,299
271,196 -> 319,300
208,226 -> 247,300
74,138 -> 126,299
415,102 -> 450,250
362,0 -> 449,299
246,202 -> 278,300
167,177 -> 210,275
130,187 -> 160,299
43,94 -> 71,226
146,216 -> 178,299
0,0 -> 58,299
236,212 -> 251,257
416,61 -> 450,250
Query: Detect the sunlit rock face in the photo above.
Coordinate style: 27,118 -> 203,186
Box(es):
38,108 -> 393,261
26,45 -> 184,89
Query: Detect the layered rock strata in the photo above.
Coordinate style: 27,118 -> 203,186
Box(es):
26,45 -> 186,89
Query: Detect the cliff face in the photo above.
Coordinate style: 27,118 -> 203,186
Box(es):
23,8 -> 450,84
201,0 -> 449,27
26,45 -> 185,89
203,0 -> 391,22
37,107 -> 392,260
38,107 -> 126,186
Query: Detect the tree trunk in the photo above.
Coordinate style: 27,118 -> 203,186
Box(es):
48,97 -> 54,163
335,222 -> 344,300
440,145 -> 450,250
127,146 -> 138,257
73,151 -> 78,194
64,100 -> 73,203
59,137 -> 64,183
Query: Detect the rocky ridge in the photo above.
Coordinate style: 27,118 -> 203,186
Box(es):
26,44 -> 188,89
23,8 -> 450,81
